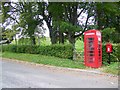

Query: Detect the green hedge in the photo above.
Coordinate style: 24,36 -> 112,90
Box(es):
2,43 -> 119,63
2,44 -> 73,59
102,44 -> 120,65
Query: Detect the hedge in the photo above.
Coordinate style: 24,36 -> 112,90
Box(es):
2,44 -> 73,59
2,43 -> 120,63
102,44 -> 120,64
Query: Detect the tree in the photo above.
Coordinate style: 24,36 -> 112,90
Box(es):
17,2 -> 45,45
102,28 -> 115,42
47,2 -> 93,59
1,2 -> 45,45
95,2 -> 120,43
95,2 -> 120,31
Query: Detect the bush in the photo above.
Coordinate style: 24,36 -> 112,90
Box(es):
102,44 -> 120,65
2,45 -> 17,52
114,44 -> 120,62
2,44 -> 73,59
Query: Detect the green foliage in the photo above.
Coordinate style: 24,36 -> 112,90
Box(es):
96,2 -> 120,33
1,2 -> 11,22
60,21 -> 82,33
2,44 -> 73,59
2,45 -> 17,52
111,33 -> 120,43
2,2 -> 120,46
102,28 -> 120,43
2,29 -> 16,41
102,28 -> 115,42
18,3 -> 39,45
2,2 -> 45,45
114,44 -> 120,62
18,38 -> 31,45
102,44 -> 120,65
103,2 -> 119,15
48,2 -> 65,20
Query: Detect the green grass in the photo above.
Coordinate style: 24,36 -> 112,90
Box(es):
1,52 -> 119,75
102,62 -> 119,75
2,52 -> 85,69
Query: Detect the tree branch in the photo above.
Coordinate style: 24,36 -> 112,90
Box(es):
74,5 -> 92,38
65,4 -> 70,22
10,16 -> 19,24
77,8 -> 85,18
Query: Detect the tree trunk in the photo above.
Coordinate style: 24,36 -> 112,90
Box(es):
59,32 -> 64,44
38,36 -> 40,46
68,3 -> 78,60
31,36 -> 36,45
44,15 -> 57,44
68,32 -> 76,60
15,35 -> 17,45
51,31 -> 57,44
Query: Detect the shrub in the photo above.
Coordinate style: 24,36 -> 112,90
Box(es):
2,45 -> 17,52
102,44 -> 120,65
114,44 -> 120,62
2,44 -> 73,59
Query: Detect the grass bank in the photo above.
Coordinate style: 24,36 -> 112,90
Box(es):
102,62 -> 119,75
2,52 -> 85,69
1,52 -> 119,75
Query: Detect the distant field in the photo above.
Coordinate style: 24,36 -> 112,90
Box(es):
11,37 -> 51,46
75,39 -> 84,52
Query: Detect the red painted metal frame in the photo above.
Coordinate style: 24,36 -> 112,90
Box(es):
84,29 -> 102,68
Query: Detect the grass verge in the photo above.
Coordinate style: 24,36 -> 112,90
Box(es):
2,52 -> 85,69
102,62 -> 119,75
1,52 -> 119,75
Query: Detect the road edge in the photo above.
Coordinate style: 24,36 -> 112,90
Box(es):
1,57 -> 118,78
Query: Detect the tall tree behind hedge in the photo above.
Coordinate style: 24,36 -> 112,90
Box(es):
95,2 -> 120,42
1,2 -> 44,45
95,2 -> 120,31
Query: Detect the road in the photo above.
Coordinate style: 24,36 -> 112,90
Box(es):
1,58 -> 118,88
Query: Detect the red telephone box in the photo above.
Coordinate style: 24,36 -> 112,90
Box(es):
84,29 -> 102,68
106,43 -> 112,53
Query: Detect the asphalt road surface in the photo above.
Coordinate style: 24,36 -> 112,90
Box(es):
1,58 -> 118,88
